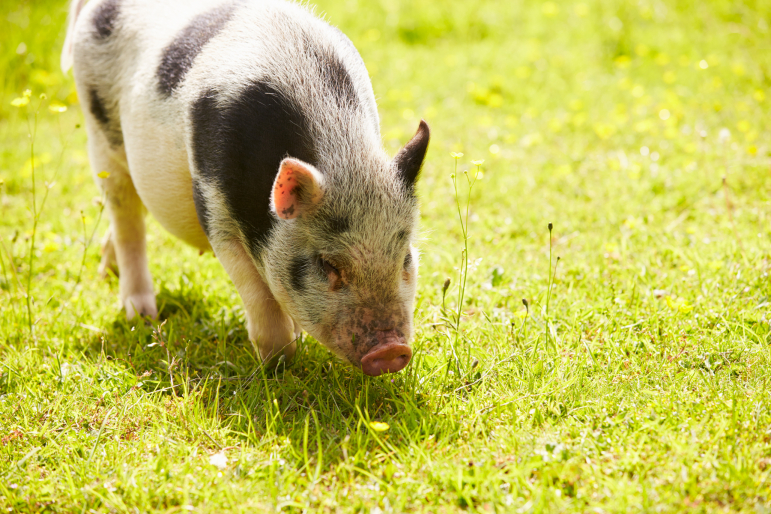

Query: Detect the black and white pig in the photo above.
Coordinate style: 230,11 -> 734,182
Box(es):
61,0 -> 430,376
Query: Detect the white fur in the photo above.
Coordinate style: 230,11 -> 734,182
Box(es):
60,0 -> 88,72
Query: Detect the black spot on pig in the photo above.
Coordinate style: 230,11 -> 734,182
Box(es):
302,33 -> 357,109
288,257 -> 310,292
88,88 -> 123,146
191,181 -> 209,237
157,3 -> 237,96
88,88 -> 110,126
403,251 -> 412,269
191,83 -> 317,256
92,0 -> 121,39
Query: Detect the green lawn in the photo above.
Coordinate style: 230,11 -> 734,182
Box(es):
2,0 -> 771,512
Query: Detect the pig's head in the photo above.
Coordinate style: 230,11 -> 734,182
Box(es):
263,121 -> 430,376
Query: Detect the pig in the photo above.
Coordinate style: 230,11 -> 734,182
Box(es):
61,0 -> 430,376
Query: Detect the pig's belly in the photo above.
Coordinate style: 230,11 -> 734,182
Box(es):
123,120 -> 210,251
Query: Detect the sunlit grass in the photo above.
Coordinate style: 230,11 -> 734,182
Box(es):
2,0 -> 771,512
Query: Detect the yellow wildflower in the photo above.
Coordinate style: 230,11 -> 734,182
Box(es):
369,421 -> 389,432
665,295 -> 693,314
48,103 -> 68,113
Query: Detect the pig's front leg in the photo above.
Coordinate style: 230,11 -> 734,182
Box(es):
213,240 -> 298,364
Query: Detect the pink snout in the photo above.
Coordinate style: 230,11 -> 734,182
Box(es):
361,342 -> 412,376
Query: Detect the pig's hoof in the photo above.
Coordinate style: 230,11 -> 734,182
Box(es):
98,231 -> 119,279
124,293 -> 158,320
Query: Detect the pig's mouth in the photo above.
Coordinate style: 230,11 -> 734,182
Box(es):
360,341 -> 412,376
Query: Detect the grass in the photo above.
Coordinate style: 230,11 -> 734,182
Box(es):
2,0 -> 771,511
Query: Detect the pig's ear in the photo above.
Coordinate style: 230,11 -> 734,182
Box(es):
271,158 -> 325,220
393,120 -> 430,189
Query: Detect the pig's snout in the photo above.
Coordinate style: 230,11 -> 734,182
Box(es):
360,330 -> 412,376
361,343 -> 412,376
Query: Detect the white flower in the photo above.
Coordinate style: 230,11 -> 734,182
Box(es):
209,451 -> 228,470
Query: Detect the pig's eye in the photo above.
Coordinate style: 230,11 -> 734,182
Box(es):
318,257 -> 340,278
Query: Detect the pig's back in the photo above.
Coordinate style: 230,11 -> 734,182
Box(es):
175,0 -> 382,142
71,0 -> 380,139
70,0 -> 383,251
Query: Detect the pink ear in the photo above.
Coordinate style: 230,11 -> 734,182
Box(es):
271,158 -> 325,220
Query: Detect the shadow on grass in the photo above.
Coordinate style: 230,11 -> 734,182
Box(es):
84,282 -> 449,467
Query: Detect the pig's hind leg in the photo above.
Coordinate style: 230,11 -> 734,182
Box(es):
86,129 -> 157,320
214,240 -> 298,365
